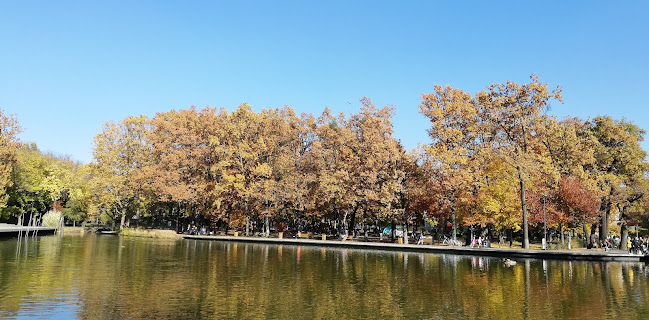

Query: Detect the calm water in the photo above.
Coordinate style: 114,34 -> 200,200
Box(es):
0,235 -> 648,319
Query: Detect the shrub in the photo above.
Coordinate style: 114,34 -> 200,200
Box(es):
42,210 -> 63,228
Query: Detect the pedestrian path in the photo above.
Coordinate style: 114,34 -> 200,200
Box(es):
183,235 -> 648,262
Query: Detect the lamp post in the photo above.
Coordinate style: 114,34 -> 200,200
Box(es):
543,195 -> 547,250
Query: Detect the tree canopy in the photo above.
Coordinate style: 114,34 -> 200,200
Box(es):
1,76 -> 648,249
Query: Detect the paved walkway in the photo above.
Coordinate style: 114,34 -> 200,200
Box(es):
0,223 -> 57,237
184,234 -> 648,262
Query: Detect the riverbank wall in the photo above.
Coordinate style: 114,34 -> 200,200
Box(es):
184,235 -> 649,262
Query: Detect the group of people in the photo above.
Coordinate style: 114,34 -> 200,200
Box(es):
186,224 -> 207,235
469,236 -> 490,248
627,236 -> 648,255
599,235 -> 648,254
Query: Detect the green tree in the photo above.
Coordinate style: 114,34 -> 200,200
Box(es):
0,109 -> 20,209
2,143 -> 88,224
591,116 -> 648,249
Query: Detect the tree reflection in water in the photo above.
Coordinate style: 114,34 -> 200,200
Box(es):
0,235 -> 648,319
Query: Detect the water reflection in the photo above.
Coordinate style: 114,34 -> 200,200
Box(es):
0,236 -> 648,319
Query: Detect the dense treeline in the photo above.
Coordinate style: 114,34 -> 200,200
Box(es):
1,75 -> 648,249
90,100 -> 408,239
0,139 -> 90,226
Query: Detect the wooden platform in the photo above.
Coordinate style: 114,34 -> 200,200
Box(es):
0,223 -> 57,237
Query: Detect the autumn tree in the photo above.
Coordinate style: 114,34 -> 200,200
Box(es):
473,159 -> 521,240
267,109 -> 315,235
242,106 -> 306,236
402,148 -> 449,239
308,108 -> 355,235
346,99 -> 404,237
209,104 -> 303,234
540,117 -> 600,244
306,99 -> 405,238
90,115 -> 150,229
542,117 -> 597,178
209,104 -> 260,234
555,176 -> 601,240
144,107 -> 224,231
420,85 -> 482,241
475,75 -> 563,249
591,116 -> 648,249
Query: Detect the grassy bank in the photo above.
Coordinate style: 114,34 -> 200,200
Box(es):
119,228 -> 181,240
62,226 -> 85,234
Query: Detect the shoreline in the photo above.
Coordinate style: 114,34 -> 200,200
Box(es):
184,235 -> 649,262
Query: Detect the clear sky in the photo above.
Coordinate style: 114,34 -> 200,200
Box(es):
1,1 -> 648,163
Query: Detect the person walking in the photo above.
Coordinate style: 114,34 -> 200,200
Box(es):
627,237 -> 632,254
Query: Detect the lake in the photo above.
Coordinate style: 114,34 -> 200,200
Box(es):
0,234 -> 648,319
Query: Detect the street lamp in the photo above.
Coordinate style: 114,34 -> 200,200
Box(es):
543,195 -> 547,250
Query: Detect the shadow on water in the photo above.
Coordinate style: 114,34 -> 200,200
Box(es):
1,236 -> 648,319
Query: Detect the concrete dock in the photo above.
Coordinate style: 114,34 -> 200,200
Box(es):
184,235 -> 649,262
0,223 -> 57,237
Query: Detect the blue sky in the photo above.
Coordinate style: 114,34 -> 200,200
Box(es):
1,1 -> 648,163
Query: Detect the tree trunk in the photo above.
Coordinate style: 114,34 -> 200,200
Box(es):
244,200 -> 250,236
559,224 -> 564,244
508,229 -> 513,247
619,202 -> 630,250
599,215 -> 607,243
363,220 -> 369,240
349,206 -> 358,238
620,223 -> 629,251
173,203 -> 179,233
599,189 -> 614,241
403,221 -> 409,244
451,205 -> 457,242
582,224 -> 590,248
120,209 -> 126,231
362,208 -> 368,240
517,166 -> 529,249
600,212 -> 608,243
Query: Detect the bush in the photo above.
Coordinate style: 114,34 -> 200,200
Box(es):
548,241 -> 571,250
573,237 -> 586,249
42,210 -> 63,228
